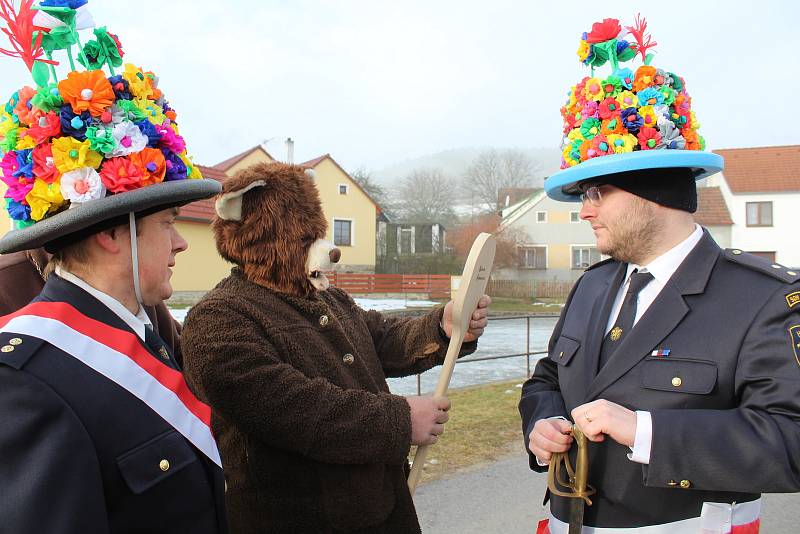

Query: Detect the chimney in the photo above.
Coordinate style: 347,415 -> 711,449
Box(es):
286,137 -> 294,164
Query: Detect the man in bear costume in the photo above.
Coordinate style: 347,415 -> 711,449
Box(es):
182,162 -> 490,533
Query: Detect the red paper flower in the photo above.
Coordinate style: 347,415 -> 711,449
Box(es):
637,127 -> 661,150
26,111 -> 61,144
100,156 -> 145,192
586,18 -> 622,44
598,97 -> 621,119
32,143 -> 60,183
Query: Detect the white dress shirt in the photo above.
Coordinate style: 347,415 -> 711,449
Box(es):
604,224 -> 703,464
56,266 -> 152,342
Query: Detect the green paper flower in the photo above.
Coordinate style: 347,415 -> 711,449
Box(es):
78,27 -> 123,71
31,84 -> 64,112
0,128 -> 20,153
39,26 -> 78,53
85,125 -> 116,154
117,99 -> 146,121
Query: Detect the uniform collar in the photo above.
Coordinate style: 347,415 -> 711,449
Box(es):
625,224 -> 704,286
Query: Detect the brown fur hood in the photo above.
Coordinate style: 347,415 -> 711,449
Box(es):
212,162 -> 328,297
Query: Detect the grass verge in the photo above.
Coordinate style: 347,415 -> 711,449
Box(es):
411,378 -> 526,485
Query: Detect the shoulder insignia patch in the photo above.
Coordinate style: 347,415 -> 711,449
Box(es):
787,291 -> 800,310
724,249 -> 800,284
0,333 -> 46,370
791,325 -> 800,368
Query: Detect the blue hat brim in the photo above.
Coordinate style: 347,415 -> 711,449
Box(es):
544,150 -> 724,202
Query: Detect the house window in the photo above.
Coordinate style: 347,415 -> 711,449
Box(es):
338,184 -> 349,195
536,211 -> 547,223
746,202 -> 772,227
400,226 -> 413,254
333,219 -> 352,246
572,246 -> 601,269
570,211 -> 580,223
519,246 -> 547,269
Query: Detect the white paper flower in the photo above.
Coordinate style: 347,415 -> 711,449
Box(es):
60,167 -> 106,205
33,5 -> 95,30
109,120 -> 148,157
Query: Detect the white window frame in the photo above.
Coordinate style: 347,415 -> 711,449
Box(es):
570,211 -> 580,223
518,244 -> 548,270
570,244 -> 600,269
332,217 -> 355,247
536,211 -> 547,223
338,183 -> 349,195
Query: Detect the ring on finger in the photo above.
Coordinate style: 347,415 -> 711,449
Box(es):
584,411 -> 592,423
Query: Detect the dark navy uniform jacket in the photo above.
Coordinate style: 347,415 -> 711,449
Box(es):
0,275 -> 227,534
519,230 -> 800,528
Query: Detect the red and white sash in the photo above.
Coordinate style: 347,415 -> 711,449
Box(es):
0,301 -> 221,467
538,498 -> 761,533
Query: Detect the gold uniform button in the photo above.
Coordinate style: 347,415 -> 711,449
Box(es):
667,480 -> 678,487
680,479 -> 691,489
672,377 -> 682,387
9,337 -> 22,346
731,249 -> 742,255
159,459 -> 170,472
1,345 -> 14,353
771,264 -> 782,270
559,351 -> 565,358
319,315 -> 329,326
788,271 -> 798,276
342,353 -> 355,365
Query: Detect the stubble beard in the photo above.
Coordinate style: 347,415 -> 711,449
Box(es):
598,198 -> 662,264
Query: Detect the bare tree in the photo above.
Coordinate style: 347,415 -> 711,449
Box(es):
349,167 -> 387,205
463,149 -> 543,211
396,168 -> 456,223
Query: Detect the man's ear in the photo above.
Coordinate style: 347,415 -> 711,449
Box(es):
93,225 -> 128,254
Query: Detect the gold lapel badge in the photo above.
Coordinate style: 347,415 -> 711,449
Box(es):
610,326 -> 623,341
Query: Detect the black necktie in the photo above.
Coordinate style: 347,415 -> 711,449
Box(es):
144,325 -> 180,370
598,269 -> 654,369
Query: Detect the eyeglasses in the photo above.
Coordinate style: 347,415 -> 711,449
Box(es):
579,186 -> 603,206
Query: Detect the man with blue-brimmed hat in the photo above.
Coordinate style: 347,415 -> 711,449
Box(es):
519,15 -> 800,533
0,2 -> 226,532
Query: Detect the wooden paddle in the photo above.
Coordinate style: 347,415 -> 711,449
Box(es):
407,232 -> 496,494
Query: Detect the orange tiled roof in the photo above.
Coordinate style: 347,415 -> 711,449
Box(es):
713,145 -> 800,193
213,145 -> 274,171
177,165 -> 227,222
694,186 -> 732,226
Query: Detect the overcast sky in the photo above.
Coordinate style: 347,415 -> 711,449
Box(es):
3,1 -> 797,173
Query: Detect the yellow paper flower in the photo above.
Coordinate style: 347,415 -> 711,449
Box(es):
577,40 -> 590,62
615,91 -> 637,110
52,137 -> 103,173
25,178 -> 66,221
562,145 -> 579,167
0,110 -> 15,136
179,151 -> 203,179
690,111 -> 700,131
638,106 -> 658,129
16,134 -> 36,150
122,64 -> 153,100
134,97 -> 166,125
606,133 -> 638,153
566,129 -> 585,143
582,77 -> 604,102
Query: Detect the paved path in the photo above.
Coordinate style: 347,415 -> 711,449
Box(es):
414,453 -> 799,533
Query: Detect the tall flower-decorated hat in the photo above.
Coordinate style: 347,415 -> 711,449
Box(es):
544,15 -> 723,203
0,0 -> 220,253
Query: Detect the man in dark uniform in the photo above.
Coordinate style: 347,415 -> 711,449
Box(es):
519,15 -> 800,533
0,3 -> 227,529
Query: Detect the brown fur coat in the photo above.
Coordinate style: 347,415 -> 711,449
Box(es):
183,270 -> 475,532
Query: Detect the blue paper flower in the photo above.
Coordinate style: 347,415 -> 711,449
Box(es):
40,0 -> 89,8
613,68 -> 634,90
108,75 -> 132,101
621,107 -> 644,133
136,119 -> 161,147
5,198 -> 31,222
162,149 -> 188,181
637,87 -> 664,107
13,149 -> 33,179
59,107 -> 92,140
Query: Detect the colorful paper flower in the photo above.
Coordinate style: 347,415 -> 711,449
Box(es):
580,101 -> 599,120
606,133 -> 638,154
12,87 -> 42,127
51,137 -> 103,173
637,127 -> 661,150
31,84 -> 63,115
178,151 -> 203,179
613,68 -> 634,90
577,40 -> 591,63
5,198 -> 31,222
99,156 -> 145,192
25,178 -> 66,221
116,99 -> 147,122
32,144 -> 61,184
600,116 -> 624,136
59,106 -> 92,140
588,134 -> 613,158
84,125 -> 116,155
633,65 -> 657,92
585,18 -> 622,43
620,107 -> 644,133
109,120 -> 147,157
135,98 -> 166,125
26,111 -> 62,144
15,134 -> 36,150
600,76 -> 622,98
60,167 -> 107,204
129,147 -> 166,186
121,64 -> 153,100
598,97 -> 621,119
39,0 -> 88,7
58,70 -> 116,117
107,75 -> 132,100
155,123 -> 185,153
0,127 -> 19,154
657,85 -> 676,106
162,149 -> 188,181
638,105 -> 659,128
579,118 -> 602,140
657,121 -> 686,149
615,90 -> 637,110
637,87 -> 663,107
78,27 -> 124,71
582,78 -> 604,102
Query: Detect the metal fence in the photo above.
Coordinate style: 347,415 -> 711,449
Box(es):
412,314 -> 559,395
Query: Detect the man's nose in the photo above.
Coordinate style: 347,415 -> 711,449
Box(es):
329,248 -> 341,264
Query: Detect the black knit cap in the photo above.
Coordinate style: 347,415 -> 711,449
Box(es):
581,167 -> 697,213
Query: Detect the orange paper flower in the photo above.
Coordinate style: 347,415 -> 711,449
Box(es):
129,147 -> 166,186
633,66 -> 657,92
58,70 -> 116,117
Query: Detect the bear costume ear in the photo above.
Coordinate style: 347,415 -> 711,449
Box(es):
215,180 -> 267,221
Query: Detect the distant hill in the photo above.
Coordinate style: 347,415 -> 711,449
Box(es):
372,146 -> 563,187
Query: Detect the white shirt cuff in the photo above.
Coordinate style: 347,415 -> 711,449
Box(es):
627,410 -> 652,464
